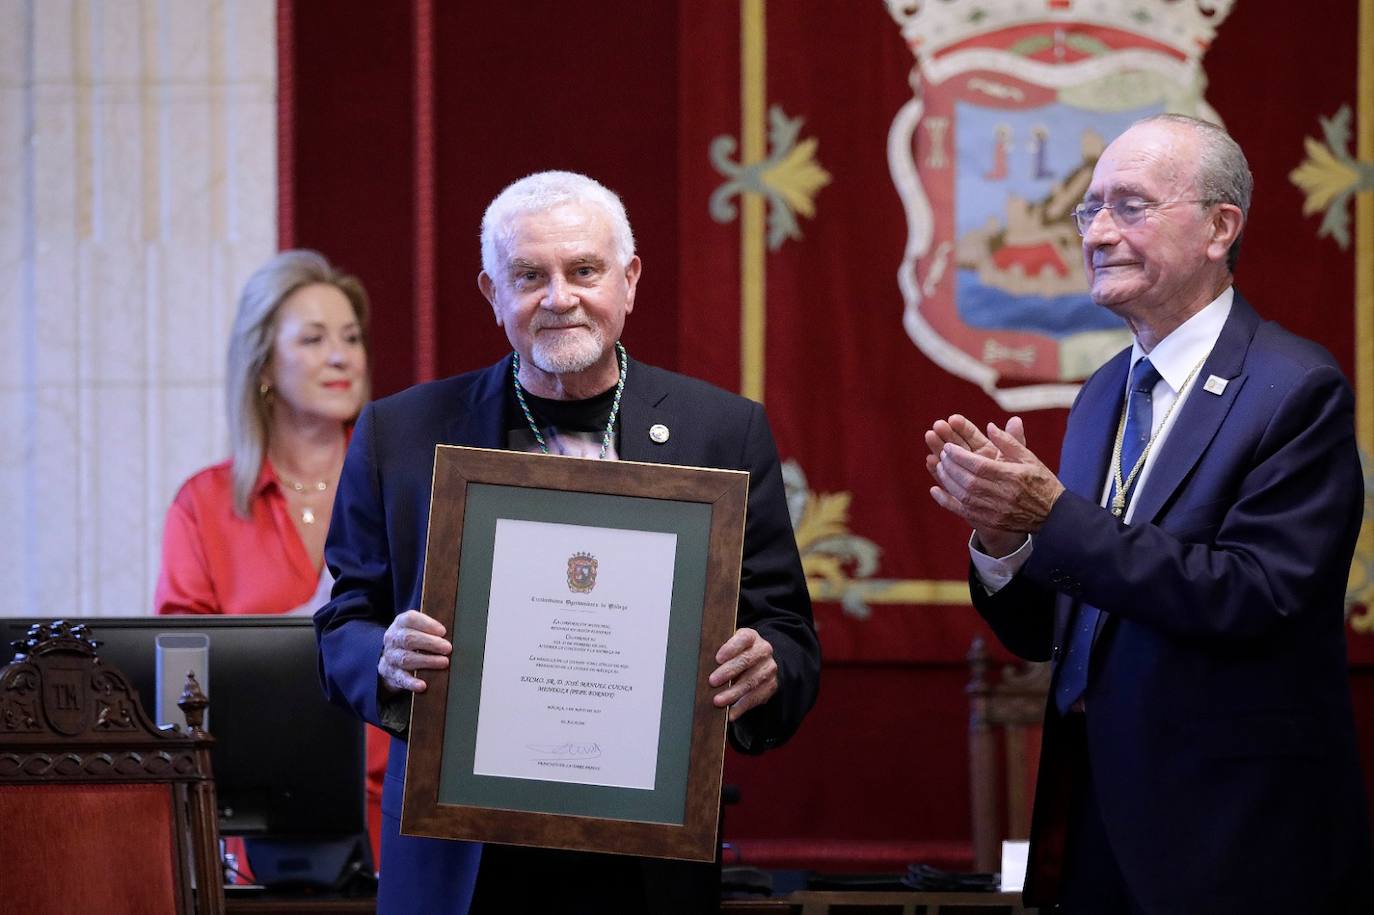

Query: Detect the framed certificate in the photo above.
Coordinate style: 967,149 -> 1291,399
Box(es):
401,445 -> 748,861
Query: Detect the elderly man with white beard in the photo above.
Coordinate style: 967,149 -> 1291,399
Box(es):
315,171 -> 821,914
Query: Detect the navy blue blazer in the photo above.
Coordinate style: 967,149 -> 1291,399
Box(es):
974,294 -> 1373,912
315,356 -> 820,911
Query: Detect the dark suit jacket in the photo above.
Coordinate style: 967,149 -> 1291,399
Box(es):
315,356 -> 820,911
974,294 -> 1373,913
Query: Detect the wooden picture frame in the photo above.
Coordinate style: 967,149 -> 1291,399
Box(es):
401,445 -> 748,862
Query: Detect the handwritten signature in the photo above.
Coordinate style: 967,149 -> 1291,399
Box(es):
526,742 -> 603,760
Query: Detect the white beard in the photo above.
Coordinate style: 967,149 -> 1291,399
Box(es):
529,322 -> 606,375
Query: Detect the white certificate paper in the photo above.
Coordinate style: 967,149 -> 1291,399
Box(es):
473,518 -> 678,790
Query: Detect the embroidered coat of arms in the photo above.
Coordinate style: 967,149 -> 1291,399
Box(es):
886,0 -> 1235,409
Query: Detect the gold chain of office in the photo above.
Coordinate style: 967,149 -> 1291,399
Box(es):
1109,357 -> 1205,517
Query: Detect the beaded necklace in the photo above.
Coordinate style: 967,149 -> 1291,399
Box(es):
511,341 -> 627,461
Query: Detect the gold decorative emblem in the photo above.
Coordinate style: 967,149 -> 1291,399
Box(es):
784,460 -> 880,618
1289,106 -> 1374,251
710,105 -> 832,251
567,552 -> 598,593
784,459 -> 973,616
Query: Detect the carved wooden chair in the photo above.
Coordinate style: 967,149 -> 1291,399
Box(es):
966,635 -> 1050,873
0,620 -> 225,915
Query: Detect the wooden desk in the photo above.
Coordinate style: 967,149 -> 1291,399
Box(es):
723,891 -> 1036,914
224,888 -> 1030,913
224,893 -> 375,914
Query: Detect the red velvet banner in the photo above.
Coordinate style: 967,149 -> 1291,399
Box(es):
676,0 -> 1372,668
282,0 -> 1373,860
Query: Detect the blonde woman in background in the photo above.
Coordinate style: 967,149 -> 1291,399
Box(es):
155,249 -> 387,869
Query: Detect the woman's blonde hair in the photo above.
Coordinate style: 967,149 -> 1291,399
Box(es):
226,250 -> 371,517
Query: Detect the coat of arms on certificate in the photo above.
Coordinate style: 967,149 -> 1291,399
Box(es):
566,552 -> 598,593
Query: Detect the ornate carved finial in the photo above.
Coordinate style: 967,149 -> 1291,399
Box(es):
9,619 -> 101,661
177,671 -> 209,733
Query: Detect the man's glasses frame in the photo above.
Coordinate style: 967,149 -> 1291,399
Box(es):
1071,197 -> 1216,236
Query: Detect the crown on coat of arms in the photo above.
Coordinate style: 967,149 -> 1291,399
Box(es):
885,0 -> 1236,66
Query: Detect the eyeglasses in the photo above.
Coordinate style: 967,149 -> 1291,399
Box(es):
1071,198 -> 1215,235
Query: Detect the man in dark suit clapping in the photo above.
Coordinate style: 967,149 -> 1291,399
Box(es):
926,114 -> 1373,914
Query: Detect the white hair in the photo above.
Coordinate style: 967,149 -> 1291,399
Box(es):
1131,113 -> 1253,271
479,171 -> 636,278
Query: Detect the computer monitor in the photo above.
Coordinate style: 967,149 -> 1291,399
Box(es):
2,616 -> 366,843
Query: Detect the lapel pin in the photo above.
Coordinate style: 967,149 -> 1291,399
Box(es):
1202,375 -> 1228,396
649,423 -> 670,444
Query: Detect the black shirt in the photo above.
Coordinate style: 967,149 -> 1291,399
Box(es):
504,381 -> 621,459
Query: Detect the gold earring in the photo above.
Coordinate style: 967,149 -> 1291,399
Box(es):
259,383 -> 271,398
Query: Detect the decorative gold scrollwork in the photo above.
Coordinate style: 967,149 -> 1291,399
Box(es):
710,106 -> 832,251
1289,106 -> 1374,250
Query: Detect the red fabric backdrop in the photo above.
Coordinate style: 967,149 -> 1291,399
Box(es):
281,0 -> 1373,866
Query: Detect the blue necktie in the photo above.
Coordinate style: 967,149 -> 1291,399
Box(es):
1053,357 -> 1161,715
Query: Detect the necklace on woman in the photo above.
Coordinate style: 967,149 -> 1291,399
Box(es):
511,341 -> 627,461
280,477 -> 328,494
279,479 -> 329,525
277,473 -> 334,525
271,434 -> 345,526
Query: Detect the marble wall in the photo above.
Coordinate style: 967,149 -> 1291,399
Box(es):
0,0 -> 277,616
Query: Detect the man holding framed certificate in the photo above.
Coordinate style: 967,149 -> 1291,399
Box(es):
315,171 -> 821,913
